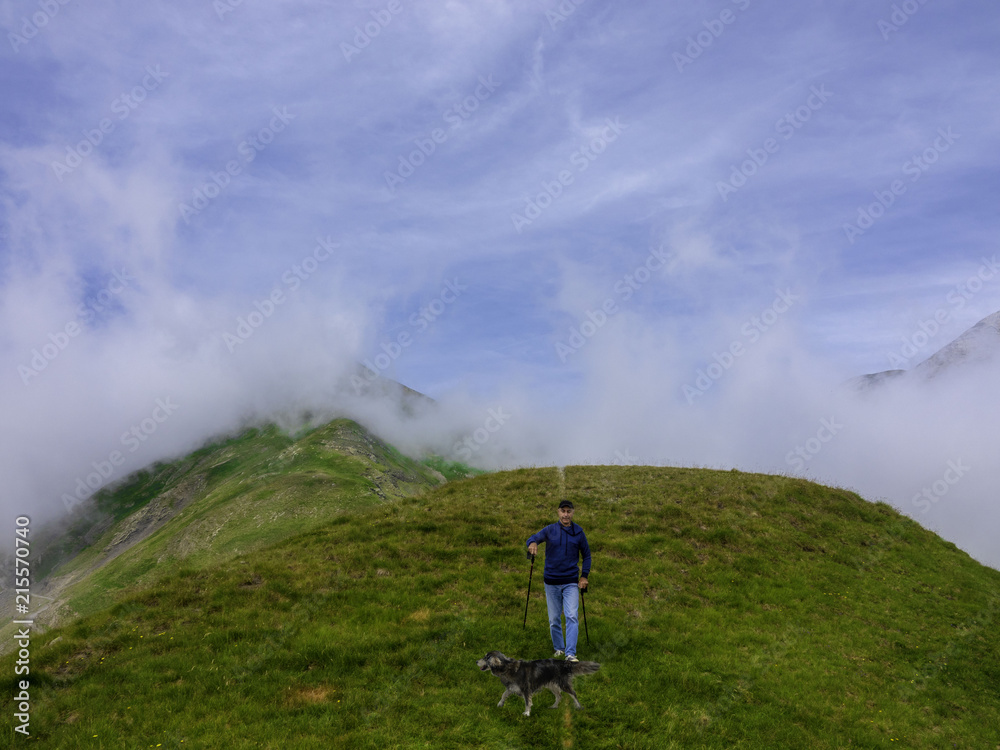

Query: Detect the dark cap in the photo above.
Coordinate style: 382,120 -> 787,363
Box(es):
558,500 -> 574,509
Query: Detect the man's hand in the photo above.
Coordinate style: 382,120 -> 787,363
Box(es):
579,577 -> 588,591
528,543 -> 538,556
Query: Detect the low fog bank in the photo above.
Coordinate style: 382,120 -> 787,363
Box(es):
3,287 -> 997,573
429,319 -> 1000,571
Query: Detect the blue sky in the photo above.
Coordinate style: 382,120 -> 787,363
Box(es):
2,0 -> 1000,565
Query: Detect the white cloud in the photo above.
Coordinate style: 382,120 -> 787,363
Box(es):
2,0 -> 1000,570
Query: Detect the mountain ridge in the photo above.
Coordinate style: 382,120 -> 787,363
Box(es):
850,308 -> 1000,390
1,417 -> 449,642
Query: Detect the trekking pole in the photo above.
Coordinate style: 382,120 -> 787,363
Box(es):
522,552 -> 535,629
580,582 -> 591,646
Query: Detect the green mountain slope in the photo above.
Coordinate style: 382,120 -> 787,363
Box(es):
10,418 -> 447,634
4,465 -> 999,748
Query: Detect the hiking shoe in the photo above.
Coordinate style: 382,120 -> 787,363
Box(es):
566,655 -> 579,662
553,650 -> 564,658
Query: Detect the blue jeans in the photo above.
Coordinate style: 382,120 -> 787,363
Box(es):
544,583 -> 580,657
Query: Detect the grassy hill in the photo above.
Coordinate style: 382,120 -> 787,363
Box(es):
2,419 -> 451,636
4,463 -> 1000,747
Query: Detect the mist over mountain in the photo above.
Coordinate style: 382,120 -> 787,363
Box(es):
851,309 -> 1000,388
4,1 -> 1000,586
5,303 -> 999,575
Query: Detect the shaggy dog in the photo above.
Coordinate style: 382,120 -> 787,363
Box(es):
476,651 -> 600,716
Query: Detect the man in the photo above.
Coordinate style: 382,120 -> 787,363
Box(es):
526,499 -> 591,662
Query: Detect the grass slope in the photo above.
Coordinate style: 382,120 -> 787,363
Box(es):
7,419 -> 445,633
4,466 -> 1000,748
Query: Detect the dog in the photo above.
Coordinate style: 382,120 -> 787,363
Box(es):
476,651 -> 600,716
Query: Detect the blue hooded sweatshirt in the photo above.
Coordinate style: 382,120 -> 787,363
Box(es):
526,522 -> 591,585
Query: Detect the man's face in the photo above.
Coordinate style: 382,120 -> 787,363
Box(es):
558,506 -> 574,526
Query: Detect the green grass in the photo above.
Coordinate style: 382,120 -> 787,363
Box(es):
4,465 -> 1000,748
6,419 -> 444,633
419,455 -> 487,482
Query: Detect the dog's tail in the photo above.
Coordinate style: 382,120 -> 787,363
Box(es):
572,661 -> 600,676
